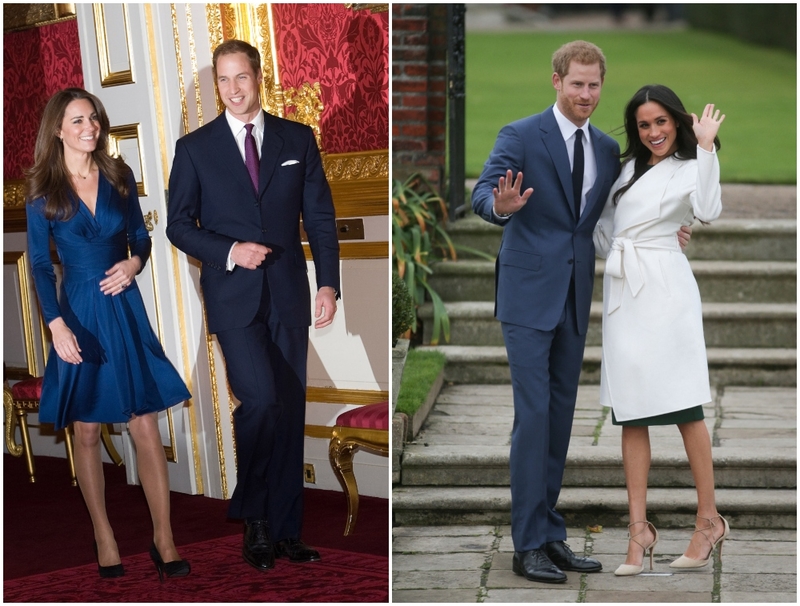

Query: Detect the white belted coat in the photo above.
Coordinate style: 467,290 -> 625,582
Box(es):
593,147 -> 722,422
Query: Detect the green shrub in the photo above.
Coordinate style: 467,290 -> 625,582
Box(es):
392,271 -> 414,347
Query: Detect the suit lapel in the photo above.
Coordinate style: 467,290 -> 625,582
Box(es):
258,111 -> 285,198
210,114 -> 256,199
541,107 -> 576,221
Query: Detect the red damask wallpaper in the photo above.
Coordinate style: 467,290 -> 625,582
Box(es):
272,4 -> 388,155
4,19 -> 84,180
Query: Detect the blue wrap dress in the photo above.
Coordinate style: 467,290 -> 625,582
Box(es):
26,172 -> 190,430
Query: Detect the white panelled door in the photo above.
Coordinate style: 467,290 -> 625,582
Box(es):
75,4 -> 199,494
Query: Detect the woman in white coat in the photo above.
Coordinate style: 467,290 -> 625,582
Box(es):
593,84 -> 729,576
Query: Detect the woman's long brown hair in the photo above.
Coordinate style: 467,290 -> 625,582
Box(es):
25,88 -> 130,220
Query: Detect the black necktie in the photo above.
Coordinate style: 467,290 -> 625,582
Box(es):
572,129 -> 584,218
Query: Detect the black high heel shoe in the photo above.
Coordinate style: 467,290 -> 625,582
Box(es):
93,541 -> 125,578
149,542 -> 191,582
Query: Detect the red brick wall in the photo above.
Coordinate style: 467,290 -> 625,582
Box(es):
391,4 -> 447,193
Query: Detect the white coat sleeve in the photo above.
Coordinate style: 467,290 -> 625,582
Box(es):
690,146 -> 722,223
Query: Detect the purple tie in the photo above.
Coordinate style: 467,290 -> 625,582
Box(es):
244,123 -> 259,192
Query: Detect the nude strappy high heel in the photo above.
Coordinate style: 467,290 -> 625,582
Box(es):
670,513 -> 730,569
615,520 -> 659,576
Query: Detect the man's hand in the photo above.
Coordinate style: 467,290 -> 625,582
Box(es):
314,286 -> 337,329
231,242 -> 271,269
678,225 -> 692,250
492,170 -> 534,216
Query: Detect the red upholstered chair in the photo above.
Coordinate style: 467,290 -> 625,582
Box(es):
329,401 -> 389,535
3,376 -> 76,485
3,376 -> 123,485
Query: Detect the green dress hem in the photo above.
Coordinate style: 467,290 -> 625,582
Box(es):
611,405 -> 705,426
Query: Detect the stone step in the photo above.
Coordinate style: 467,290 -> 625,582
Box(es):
428,259 -> 797,303
450,215 -> 797,262
416,345 -> 797,387
420,301 -> 797,348
391,485 -> 797,529
400,444 -> 796,489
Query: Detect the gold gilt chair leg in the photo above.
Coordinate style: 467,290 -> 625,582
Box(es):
64,425 -> 77,486
16,408 -> 36,483
329,433 -> 361,536
100,424 -> 123,466
3,387 -> 22,457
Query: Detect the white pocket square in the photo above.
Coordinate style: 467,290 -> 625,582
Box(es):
281,160 -> 299,166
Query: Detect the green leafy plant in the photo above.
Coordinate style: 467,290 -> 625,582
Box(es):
392,174 -> 456,345
392,271 -> 414,347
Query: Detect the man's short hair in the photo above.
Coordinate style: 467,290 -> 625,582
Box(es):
552,40 -> 606,80
212,39 -> 261,80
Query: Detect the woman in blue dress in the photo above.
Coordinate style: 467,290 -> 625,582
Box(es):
26,88 -> 191,581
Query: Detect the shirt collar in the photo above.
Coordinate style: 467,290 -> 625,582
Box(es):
552,103 -> 588,142
225,108 -> 265,137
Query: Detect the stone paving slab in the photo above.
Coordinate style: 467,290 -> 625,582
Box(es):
392,525 -> 798,603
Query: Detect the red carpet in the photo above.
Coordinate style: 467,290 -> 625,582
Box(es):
4,454 -> 388,601
4,538 -> 387,602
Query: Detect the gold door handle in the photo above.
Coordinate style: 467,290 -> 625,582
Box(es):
143,210 -> 159,232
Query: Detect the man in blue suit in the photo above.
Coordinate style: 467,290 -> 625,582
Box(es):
472,40 -> 618,583
167,40 -> 340,571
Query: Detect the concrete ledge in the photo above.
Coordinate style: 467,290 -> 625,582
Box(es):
400,444 -> 796,489
392,486 -> 797,529
406,369 -> 445,441
417,345 -> 797,387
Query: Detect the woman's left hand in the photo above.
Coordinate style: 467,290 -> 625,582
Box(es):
692,104 -> 725,152
100,256 -> 141,296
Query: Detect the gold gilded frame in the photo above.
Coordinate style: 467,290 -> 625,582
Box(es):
92,3 -> 135,87
108,124 -> 147,196
4,252 -> 38,379
3,4 -> 76,32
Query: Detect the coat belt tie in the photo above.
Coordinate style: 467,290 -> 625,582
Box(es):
606,235 -> 679,314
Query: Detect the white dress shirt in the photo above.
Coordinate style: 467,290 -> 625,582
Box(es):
225,109 -> 265,270
552,103 -> 597,217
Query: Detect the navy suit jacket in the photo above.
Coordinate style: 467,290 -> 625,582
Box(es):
472,106 -> 620,335
167,111 -> 340,333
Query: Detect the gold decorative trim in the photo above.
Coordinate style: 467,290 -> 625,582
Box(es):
171,4 -> 190,136
3,4 -> 77,33
5,252 -> 37,377
185,4 -> 204,128
146,247 -> 178,464
170,245 -> 203,493
206,4 -> 225,115
107,123 -> 146,196
144,3 -> 171,186
323,150 -> 389,217
304,424 -> 334,440
345,4 -> 389,13
323,149 -> 388,182
205,311 -> 229,499
92,4 -> 135,87
306,387 -> 389,405
284,82 -> 324,149
302,241 -> 387,261
4,180 -> 27,232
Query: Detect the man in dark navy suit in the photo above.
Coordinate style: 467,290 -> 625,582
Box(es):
472,40 -> 618,584
167,39 -> 340,571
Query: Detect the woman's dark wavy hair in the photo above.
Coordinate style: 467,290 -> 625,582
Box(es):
613,84 -> 721,204
25,88 -> 130,221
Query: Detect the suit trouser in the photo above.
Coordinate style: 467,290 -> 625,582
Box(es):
215,278 -> 308,541
501,279 -> 587,552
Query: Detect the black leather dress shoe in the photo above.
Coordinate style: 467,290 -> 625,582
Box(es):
512,549 -> 567,584
243,520 -> 275,571
275,538 -> 321,563
545,541 -> 602,572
